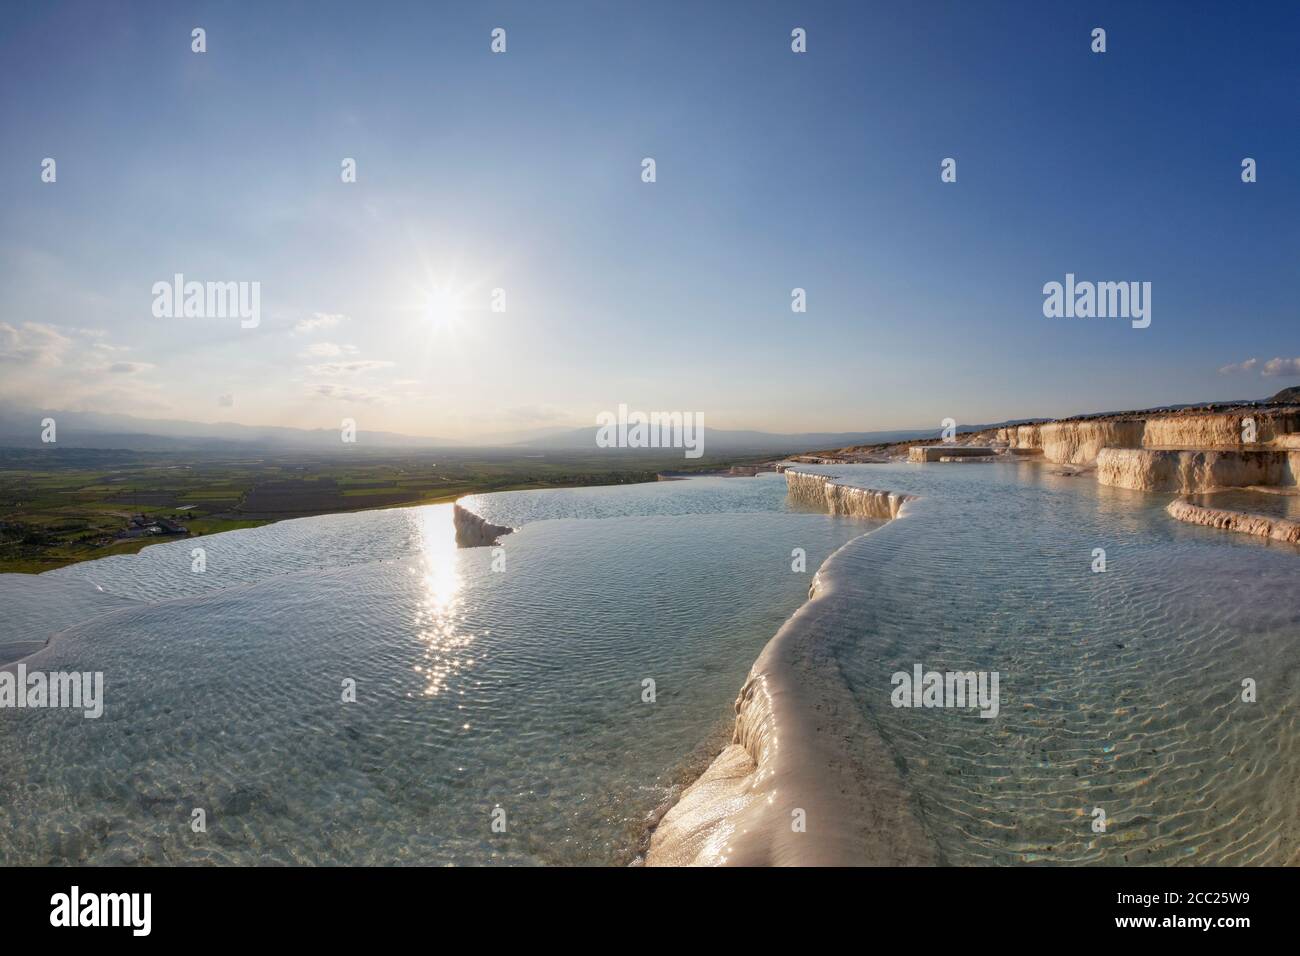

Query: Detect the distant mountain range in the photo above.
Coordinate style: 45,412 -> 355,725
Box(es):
0,406 -> 1009,455
0,407 -> 458,452
0,392 -> 1292,455
508,425 -> 1020,453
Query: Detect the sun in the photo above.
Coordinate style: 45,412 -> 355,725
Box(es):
401,253 -> 495,345
425,286 -> 466,333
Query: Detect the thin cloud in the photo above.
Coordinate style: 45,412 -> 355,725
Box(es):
300,342 -> 358,358
294,312 -> 348,334
306,359 -> 395,376
1219,356 -> 1300,378
1218,358 -> 1258,375
309,383 -> 393,405
0,323 -> 164,414
0,322 -> 74,366
1261,357 -> 1300,377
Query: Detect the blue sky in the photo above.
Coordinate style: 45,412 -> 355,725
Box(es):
1,0 -> 1296,439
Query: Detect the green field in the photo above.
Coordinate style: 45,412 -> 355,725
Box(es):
0,446 -> 762,573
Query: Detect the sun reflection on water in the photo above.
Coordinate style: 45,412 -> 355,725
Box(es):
411,505 -> 473,697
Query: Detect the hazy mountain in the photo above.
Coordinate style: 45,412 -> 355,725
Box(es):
11,399 -> 1280,457
0,406 -> 459,451
0,405 -> 1023,455
510,425 -> 1026,453
469,424 -> 585,446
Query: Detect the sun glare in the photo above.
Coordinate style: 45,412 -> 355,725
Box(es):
425,286 -> 465,333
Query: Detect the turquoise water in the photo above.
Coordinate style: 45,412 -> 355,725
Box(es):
800,462 -> 1299,865
1189,488 -> 1300,521
0,475 -> 865,865
1,464 -> 1296,866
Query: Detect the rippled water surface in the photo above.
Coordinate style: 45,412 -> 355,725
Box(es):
2,464 -> 1296,866
1190,488 -> 1300,521
0,475 -> 864,865
804,462 -> 1300,865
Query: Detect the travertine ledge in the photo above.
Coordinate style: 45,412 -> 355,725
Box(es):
1097,448 -> 1298,493
783,469 -> 915,519
998,407 -> 1300,466
1166,499 -> 1300,544
645,470 -> 934,866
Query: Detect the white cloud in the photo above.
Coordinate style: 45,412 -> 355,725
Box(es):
1218,358 -> 1257,375
0,322 -> 74,366
0,323 -> 166,414
309,383 -> 393,405
294,312 -> 348,334
1261,357 -> 1300,378
1219,356 -> 1300,378
306,359 -> 395,376
300,342 -> 358,358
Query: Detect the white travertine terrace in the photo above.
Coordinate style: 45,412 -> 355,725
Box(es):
997,409 -> 1300,469
1000,419 -> 1146,465
908,445 -> 996,462
1166,499 -> 1300,544
783,468 -> 915,518
1003,408 -> 1300,463
989,408 -> 1300,495
1096,448 -> 1298,493
989,407 -> 1300,539
648,415 -> 1300,866
645,470 -> 936,866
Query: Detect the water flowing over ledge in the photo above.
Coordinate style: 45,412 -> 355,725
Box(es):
645,470 -> 937,866
784,468 -> 916,519
1166,498 -> 1300,544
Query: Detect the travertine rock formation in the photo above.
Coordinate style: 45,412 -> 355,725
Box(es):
997,407 -> 1300,468
783,469 -> 915,518
1166,499 -> 1300,544
1096,448 -> 1297,493
999,420 -> 1145,465
646,471 -> 935,866
452,503 -> 513,547
644,593 -> 937,866
908,445 -> 995,462
980,406 -> 1300,493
